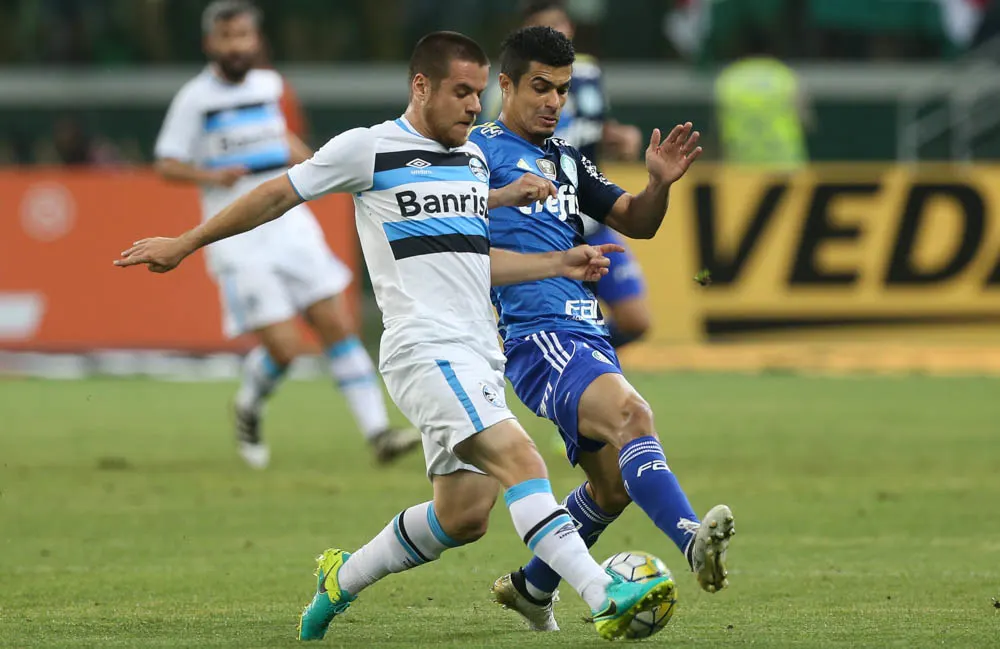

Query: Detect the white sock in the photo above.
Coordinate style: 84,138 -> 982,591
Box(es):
235,347 -> 286,414
326,337 -> 390,439
338,501 -> 462,595
505,479 -> 612,610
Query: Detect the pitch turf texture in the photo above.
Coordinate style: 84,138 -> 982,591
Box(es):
3,374 -> 998,648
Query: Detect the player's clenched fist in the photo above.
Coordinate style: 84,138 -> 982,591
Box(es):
488,173 -> 558,208
114,236 -> 193,273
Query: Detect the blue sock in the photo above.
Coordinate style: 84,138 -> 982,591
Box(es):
619,436 -> 699,553
522,483 -> 621,597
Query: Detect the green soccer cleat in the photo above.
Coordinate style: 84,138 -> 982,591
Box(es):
297,549 -> 356,641
590,570 -> 677,640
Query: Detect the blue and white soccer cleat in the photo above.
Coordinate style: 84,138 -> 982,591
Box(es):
298,549 -> 356,641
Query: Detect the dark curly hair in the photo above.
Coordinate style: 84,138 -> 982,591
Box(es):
499,26 -> 575,85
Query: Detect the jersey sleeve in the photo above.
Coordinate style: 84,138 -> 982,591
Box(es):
154,86 -> 200,162
286,127 -> 376,200
467,127 -> 492,170
576,150 -> 625,222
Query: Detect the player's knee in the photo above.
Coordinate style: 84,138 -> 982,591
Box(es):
305,297 -> 355,345
439,499 -> 494,543
266,345 -> 298,367
617,394 -> 657,444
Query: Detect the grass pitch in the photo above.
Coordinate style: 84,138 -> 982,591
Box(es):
2,374 -> 998,647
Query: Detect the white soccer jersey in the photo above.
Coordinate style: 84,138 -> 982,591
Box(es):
155,67 -> 318,272
287,116 -> 498,364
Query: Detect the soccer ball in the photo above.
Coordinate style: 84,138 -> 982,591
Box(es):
601,551 -> 678,639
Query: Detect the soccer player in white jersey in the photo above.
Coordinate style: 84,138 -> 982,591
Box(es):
154,1 -> 418,468
116,31 -> 679,641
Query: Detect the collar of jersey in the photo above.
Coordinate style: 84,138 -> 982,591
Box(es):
396,115 -> 467,153
495,119 -> 547,155
206,64 -> 245,88
395,115 -> 425,139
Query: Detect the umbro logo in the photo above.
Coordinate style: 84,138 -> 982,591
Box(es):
405,158 -> 431,169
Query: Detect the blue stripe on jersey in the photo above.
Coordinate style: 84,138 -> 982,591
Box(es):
205,145 -> 290,171
382,216 -> 487,242
371,166 -> 482,191
204,104 -> 277,132
394,117 -> 421,137
435,360 -> 484,431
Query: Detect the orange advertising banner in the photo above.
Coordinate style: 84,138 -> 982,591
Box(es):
0,170 -> 359,352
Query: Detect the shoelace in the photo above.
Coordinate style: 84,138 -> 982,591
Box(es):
676,518 -> 701,534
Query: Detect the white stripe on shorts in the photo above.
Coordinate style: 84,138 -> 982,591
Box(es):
529,333 -> 566,372
543,331 -> 574,365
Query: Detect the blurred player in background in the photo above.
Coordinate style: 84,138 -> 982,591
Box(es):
715,30 -> 811,170
119,30 -> 679,642
153,0 -> 418,469
256,36 -> 310,141
470,27 -> 734,632
516,0 -> 652,349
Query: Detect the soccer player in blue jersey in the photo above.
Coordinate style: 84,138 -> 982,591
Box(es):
520,0 -> 651,349
469,26 -> 735,631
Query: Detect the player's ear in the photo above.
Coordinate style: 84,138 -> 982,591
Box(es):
498,73 -> 513,97
412,73 -> 430,104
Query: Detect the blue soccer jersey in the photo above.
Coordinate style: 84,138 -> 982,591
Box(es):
469,120 -> 625,342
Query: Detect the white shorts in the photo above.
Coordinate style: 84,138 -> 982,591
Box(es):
381,341 -> 516,478
214,229 -> 352,338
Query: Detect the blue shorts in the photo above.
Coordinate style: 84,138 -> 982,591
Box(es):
504,330 -> 622,465
586,226 -> 646,305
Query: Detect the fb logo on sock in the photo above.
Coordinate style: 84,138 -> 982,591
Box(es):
636,459 -> 670,477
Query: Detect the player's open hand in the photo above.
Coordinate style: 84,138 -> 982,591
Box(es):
488,173 -> 557,209
114,237 -> 191,273
645,122 -> 701,186
559,243 -> 625,282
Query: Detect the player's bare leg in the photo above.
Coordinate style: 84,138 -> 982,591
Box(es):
304,295 -> 419,463
233,319 -> 303,468
577,373 -> 735,593
300,419 -> 675,640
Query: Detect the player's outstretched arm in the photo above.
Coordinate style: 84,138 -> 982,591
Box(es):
489,173 -> 557,208
490,243 -> 624,286
114,175 -> 302,273
604,122 -> 702,239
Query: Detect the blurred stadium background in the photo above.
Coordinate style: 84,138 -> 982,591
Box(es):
2,0 -> 1000,377
3,3 -> 999,648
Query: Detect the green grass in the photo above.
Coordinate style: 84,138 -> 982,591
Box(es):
2,374 -> 999,647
